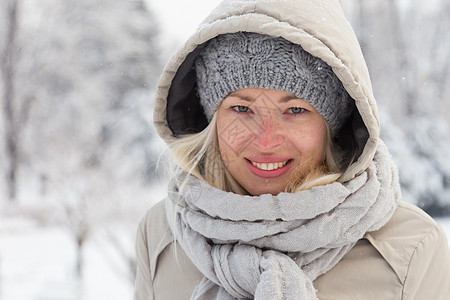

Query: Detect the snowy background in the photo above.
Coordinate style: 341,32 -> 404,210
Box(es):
0,0 -> 449,299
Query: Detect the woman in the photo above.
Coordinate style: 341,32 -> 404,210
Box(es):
134,0 -> 450,299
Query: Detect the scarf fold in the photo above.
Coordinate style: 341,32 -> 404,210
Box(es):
166,142 -> 401,299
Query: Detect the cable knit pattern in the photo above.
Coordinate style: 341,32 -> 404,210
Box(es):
165,141 -> 401,300
195,32 -> 354,135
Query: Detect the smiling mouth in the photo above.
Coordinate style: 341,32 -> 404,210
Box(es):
249,160 -> 290,171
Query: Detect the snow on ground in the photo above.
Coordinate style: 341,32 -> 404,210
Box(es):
0,218 -> 133,300
1,215 -> 449,299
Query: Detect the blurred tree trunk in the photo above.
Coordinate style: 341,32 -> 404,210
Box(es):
355,1 -> 368,51
387,0 -> 419,117
430,0 -> 450,104
107,230 -> 137,284
76,233 -> 87,278
1,0 -> 20,201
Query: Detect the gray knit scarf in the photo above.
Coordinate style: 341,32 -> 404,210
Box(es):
165,142 -> 400,299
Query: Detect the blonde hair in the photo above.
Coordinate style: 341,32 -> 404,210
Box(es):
168,114 -> 345,194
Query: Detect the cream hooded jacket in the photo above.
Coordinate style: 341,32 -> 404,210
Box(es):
134,0 -> 450,299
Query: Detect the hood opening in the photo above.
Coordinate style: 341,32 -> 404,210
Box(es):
167,43 -> 209,136
166,41 -> 370,169
335,110 -> 369,170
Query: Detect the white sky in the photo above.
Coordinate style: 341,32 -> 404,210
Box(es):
147,0 -> 223,44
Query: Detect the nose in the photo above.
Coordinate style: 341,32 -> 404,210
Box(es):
252,116 -> 285,151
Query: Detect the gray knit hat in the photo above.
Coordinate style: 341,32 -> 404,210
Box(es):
195,32 -> 354,135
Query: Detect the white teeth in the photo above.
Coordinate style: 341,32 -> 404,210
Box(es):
251,160 -> 288,171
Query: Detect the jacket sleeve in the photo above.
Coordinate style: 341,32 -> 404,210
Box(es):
133,221 -> 154,300
402,224 -> 450,300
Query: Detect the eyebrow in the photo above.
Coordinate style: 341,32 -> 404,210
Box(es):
227,91 -> 300,103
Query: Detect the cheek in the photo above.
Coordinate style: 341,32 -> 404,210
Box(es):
217,133 -> 234,164
216,114 -> 242,169
216,114 -> 256,155
289,122 -> 327,156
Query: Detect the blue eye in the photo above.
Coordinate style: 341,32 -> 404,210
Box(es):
288,107 -> 306,114
231,105 -> 250,113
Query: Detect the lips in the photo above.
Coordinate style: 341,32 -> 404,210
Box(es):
246,158 -> 292,178
250,160 -> 289,171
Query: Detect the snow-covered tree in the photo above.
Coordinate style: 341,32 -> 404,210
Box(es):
1,0 -> 165,280
341,0 -> 450,215
0,0 -> 30,201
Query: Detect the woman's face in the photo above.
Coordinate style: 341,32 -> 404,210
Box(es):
216,88 -> 328,196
